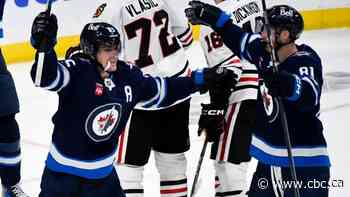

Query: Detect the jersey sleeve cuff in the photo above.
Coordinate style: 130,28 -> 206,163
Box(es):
216,12 -> 231,28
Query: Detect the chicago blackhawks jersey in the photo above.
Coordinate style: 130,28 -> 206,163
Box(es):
90,0 -> 193,78
200,0 -> 263,103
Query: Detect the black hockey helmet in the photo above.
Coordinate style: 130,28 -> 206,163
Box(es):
267,5 -> 304,41
80,22 -> 120,58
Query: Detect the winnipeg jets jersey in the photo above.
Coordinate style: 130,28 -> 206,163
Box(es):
211,19 -> 330,167
30,51 -> 198,179
200,0 -> 263,103
91,0 -> 193,78
251,45 -> 330,167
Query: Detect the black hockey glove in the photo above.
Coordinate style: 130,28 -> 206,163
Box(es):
192,67 -> 238,94
198,83 -> 232,143
262,68 -> 302,99
198,103 -> 225,142
185,1 -> 229,28
30,12 -> 58,52
209,88 -> 230,110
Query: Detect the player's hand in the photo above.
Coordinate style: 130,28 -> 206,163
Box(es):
197,66 -> 238,94
198,103 -> 225,142
30,12 -> 58,52
262,68 -> 302,99
192,66 -> 238,93
185,1 -> 228,27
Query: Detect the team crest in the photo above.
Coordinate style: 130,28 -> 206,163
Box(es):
85,103 -> 122,142
93,3 -> 107,18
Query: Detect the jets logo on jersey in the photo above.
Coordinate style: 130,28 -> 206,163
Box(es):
93,3 -> 107,18
85,103 -> 122,142
260,83 -> 279,123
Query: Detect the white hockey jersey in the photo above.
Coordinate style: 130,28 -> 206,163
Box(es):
90,0 -> 193,78
200,0 -> 263,103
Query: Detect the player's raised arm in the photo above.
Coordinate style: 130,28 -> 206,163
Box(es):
30,12 -> 77,92
185,1 -> 270,67
30,12 -> 59,87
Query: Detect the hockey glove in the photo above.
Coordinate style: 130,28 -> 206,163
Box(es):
192,67 -> 238,94
209,88 -> 230,110
185,1 -> 230,28
262,68 -> 302,100
198,103 -> 225,142
30,12 -> 58,52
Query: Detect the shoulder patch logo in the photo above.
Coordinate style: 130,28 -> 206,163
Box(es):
93,3 -> 107,18
95,83 -> 104,96
85,103 -> 122,142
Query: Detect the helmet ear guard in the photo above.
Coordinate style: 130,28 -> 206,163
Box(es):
80,22 -> 121,59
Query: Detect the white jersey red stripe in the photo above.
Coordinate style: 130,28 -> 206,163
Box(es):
160,178 -> 188,197
177,25 -> 193,49
160,187 -> 187,196
217,103 -> 240,161
199,0 -> 261,105
116,112 -> 132,164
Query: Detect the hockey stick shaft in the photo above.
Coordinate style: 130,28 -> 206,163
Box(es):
35,0 -> 54,87
261,1 -> 300,197
190,135 -> 208,197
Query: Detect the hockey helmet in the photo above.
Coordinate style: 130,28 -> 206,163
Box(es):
80,22 -> 120,58
267,5 -> 304,40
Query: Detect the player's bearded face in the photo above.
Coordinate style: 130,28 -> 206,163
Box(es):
96,46 -> 118,72
261,27 -> 278,52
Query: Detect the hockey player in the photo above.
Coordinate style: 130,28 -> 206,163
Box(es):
88,0 -> 195,196
29,11 -> 237,197
0,1 -> 29,196
197,0 -> 261,196
186,2 -> 330,197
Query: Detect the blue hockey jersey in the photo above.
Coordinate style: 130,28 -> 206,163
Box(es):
30,51 -> 200,179
211,16 -> 330,167
0,0 -> 5,41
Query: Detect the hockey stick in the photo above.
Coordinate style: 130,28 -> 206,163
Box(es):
190,135 -> 208,197
35,0 -> 54,87
261,1 -> 300,197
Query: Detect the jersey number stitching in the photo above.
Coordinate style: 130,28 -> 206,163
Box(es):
124,9 -> 181,68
